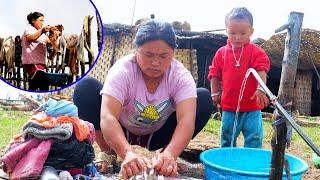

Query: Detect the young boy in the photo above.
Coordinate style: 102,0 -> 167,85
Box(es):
208,7 -> 270,148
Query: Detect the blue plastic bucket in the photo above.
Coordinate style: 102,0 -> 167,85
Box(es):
200,148 -> 308,180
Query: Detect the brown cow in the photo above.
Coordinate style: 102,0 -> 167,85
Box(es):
47,24 -> 64,60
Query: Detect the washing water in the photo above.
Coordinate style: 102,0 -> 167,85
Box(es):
230,68 -> 251,147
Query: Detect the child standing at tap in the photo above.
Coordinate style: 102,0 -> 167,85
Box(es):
208,7 -> 270,148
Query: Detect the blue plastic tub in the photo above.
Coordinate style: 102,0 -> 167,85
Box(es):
200,148 -> 308,180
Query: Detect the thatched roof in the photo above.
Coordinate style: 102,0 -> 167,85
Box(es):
103,23 -> 134,35
252,38 -> 266,46
261,28 -> 320,70
176,31 -> 227,51
103,23 -> 227,51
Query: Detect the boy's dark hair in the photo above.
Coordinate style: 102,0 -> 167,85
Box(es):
27,12 -> 44,25
225,7 -> 253,27
134,19 -> 177,49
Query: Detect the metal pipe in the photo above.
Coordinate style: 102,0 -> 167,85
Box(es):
246,68 -> 320,156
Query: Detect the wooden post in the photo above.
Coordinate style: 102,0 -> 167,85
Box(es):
96,11 -> 103,51
83,15 -> 95,66
269,12 -> 303,180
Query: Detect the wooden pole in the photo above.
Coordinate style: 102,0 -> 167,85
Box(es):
96,11 -> 103,51
269,12 -> 304,180
83,15 -> 94,66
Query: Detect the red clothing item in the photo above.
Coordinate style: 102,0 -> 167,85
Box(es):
208,40 -> 270,112
23,64 -> 46,79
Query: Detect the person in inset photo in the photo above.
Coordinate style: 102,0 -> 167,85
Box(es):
22,12 -> 51,91
0,0 -> 102,92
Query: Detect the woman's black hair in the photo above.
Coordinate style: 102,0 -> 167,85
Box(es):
27,12 -> 44,25
134,19 -> 177,49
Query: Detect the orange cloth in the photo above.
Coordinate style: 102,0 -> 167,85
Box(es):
30,115 -> 89,141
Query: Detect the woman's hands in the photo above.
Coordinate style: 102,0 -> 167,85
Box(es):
119,148 -> 179,179
41,25 -> 50,34
119,150 -> 150,180
26,25 -> 51,43
152,151 -> 178,177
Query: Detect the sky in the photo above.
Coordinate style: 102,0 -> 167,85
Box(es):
93,0 -> 319,40
0,0 -> 100,99
0,0 -> 319,99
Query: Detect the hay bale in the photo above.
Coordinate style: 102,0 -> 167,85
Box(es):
261,28 -> 320,70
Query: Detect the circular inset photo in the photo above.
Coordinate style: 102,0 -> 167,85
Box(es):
0,0 -> 103,92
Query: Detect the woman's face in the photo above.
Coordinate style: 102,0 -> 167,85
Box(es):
136,40 -> 174,79
32,16 -> 44,30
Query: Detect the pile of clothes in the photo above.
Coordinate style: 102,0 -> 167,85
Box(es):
0,99 -> 102,180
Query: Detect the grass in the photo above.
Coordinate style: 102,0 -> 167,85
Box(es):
0,110 -> 30,148
0,110 -> 319,155
306,116 -> 317,121
290,124 -> 320,153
